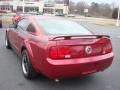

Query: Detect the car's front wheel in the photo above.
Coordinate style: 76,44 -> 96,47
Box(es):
22,50 -> 38,79
0,20 -> 2,28
5,36 -> 11,49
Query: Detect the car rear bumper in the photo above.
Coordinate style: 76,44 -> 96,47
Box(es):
43,52 -> 114,79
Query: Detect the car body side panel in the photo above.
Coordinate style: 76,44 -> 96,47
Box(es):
27,36 -> 49,73
6,25 -> 48,73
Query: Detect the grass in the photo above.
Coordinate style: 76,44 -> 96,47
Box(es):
91,21 -> 116,26
2,16 -> 12,25
2,17 -> 12,25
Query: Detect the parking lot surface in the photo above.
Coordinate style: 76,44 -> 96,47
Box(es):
0,22 -> 120,90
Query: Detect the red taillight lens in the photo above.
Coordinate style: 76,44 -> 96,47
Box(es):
103,43 -> 112,54
49,42 -> 112,59
49,47 -> 58,59
49,46 -> 71,59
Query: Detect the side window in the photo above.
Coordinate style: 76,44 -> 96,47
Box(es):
17,19 -> 29,30
27,24 -> 35,32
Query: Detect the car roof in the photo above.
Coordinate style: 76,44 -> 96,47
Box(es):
27,16 -> 64,21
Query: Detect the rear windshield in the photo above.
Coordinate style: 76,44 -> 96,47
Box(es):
36,19 -> 92,35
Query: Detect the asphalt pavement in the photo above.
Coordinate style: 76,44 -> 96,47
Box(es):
0,22 -> 120,90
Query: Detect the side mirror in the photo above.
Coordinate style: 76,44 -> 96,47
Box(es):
9,24 -> 17,28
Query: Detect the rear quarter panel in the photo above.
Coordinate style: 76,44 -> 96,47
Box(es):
22,34 -> 49,73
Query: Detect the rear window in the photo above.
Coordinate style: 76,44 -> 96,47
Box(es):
36,19 -> 92,35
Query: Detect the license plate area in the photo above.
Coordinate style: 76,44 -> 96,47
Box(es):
82,63 -> 97,75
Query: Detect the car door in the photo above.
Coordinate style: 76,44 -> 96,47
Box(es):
14,19 -> 29,53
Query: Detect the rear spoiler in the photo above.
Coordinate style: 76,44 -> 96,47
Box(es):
50,35 -> 110,41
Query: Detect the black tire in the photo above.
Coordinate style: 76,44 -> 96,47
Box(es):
5,35 -> 11,49
0,20 -> 2,28
21,50 -> 38,79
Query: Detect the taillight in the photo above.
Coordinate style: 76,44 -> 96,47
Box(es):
49,46 -> 71,59
49,42 -> 112,59
102,43 -> 112,54
49,47 -> 58,59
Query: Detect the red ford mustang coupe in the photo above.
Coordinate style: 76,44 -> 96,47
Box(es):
5,16 -> 114,81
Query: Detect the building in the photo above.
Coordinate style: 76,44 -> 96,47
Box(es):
0,0 -> 68,15
0,0 -> 13,12
0,0 -> 44,13
43,1 -> 68,15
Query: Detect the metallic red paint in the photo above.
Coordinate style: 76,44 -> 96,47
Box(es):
45,53 -> 113,79
6,16 -> 114,79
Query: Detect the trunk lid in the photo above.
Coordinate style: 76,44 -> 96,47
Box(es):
49,35 -> 112,59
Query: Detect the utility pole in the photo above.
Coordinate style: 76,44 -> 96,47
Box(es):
67,0 -> 69,15
23,0 -> 25,13
54,1 -> 56,16
64,0 -> 69,15
116,4 -> 120,26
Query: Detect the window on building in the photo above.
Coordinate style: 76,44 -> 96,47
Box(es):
17,6 -> 23,12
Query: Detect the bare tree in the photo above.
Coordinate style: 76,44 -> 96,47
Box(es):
99,3 -> 112,17
75,1 -> 88,15
89,2 -> 113,18
69,1 -> 75,14
89,2 -> 100,16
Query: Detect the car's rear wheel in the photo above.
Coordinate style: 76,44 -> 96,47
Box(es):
5,36 -> 11,49
0,20 -> 2,28
22,50 -> 38,79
